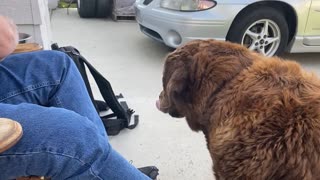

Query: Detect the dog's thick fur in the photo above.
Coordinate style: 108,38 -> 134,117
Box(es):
157,40 -> 320,180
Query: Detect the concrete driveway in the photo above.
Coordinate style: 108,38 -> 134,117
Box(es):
51,8 -> 320,180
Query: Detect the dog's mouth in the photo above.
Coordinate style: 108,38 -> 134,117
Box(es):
168,109 -> 184,118
156,99 -> 167,113
156,99 -> 184,118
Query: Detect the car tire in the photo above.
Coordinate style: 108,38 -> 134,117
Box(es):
227,7 -> 289,56
77,0 -> 96,18
96,0 -> 112,18
64,0 -> 77,3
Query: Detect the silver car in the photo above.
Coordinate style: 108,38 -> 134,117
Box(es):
135,0 -> 320,56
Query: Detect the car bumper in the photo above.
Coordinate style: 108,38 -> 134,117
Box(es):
135,0 -> 245,48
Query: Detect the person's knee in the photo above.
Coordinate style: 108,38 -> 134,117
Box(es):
5,50 -> 75,78
31,50 -> 74,69
19,50 -> 77,84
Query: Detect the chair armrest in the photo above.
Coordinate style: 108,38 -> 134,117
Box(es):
13,43 -> 43,54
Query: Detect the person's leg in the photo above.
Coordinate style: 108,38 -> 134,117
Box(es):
0,103 -> 149,180
0,51 -> 151,179
0,51 -> 106,136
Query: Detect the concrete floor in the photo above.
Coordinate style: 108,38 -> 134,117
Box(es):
51,8 -> 320,180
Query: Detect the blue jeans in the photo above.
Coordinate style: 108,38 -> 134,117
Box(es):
0,51 -> 150,180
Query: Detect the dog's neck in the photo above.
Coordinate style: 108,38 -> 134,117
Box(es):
185,55 -> 256,133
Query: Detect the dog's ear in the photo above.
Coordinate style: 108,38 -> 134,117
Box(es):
164,56 -> 192,106
167,68 -> 188,103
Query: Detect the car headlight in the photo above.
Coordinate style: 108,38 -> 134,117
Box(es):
160,0 -> 217,11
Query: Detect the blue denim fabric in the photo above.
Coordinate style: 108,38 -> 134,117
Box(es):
0,51 -> 150,180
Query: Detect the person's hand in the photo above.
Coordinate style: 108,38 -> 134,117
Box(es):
0,16 -> 18,60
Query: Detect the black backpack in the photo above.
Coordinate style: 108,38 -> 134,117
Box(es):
51,43 -> 139,136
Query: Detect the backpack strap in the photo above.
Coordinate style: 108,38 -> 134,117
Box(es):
95,100 -> 109,111
51,44 -> 98,111
51,43 -> 139,136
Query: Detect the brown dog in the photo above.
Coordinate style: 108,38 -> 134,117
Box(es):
156,40 -> 320,180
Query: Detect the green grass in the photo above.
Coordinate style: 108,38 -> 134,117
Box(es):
58,1 -> 77,8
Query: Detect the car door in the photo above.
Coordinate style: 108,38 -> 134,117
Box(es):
303,0 -> 320,46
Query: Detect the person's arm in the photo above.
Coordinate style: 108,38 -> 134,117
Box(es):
0,16 -> 18,60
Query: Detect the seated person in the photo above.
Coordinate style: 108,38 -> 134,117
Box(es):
0,15 -> 158,180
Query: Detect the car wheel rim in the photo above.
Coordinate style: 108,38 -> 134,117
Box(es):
241,19 -> 281,57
